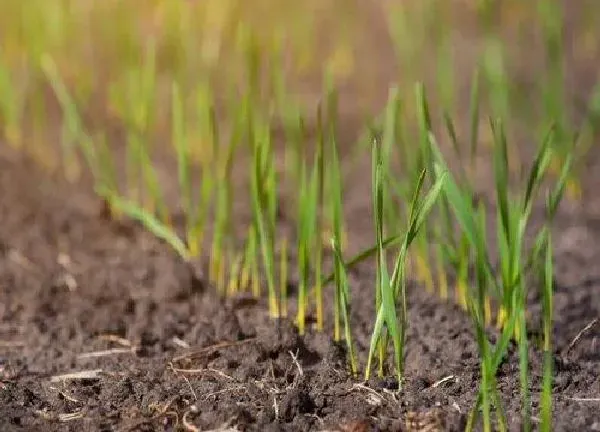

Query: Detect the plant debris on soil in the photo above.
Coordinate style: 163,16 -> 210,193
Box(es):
1,141 -> 599,432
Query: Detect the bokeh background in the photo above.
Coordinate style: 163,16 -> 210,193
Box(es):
1,0 -> 599,173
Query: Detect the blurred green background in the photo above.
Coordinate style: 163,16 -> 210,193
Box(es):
1,0 -> 599,173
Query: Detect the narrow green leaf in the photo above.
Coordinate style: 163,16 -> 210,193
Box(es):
110,195 -> 188,260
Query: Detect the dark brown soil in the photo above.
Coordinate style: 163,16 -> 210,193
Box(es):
1,127 -> 600,432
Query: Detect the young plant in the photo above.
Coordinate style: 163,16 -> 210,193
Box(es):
491,120 -> 555,334
528,154 -> 571,431
311,104 -> 326,331
210,89 -> 249,293
365,140 -> 446,384
296,160 -> 318,334
325,81 -> 356,373
250,117 -> 279,319
373,86 -> 409,374
540,228 -> 554,432
472,202 -> 498,432
331,237 -> 357,376
429,118 -> 573,430
329,121 -> 346,343
430,133 -> 507,432
211,103 -> 241,294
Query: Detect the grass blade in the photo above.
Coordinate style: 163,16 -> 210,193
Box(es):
540,228 -> 554,432
331,237 -> 357,376
110,195 -> 188,260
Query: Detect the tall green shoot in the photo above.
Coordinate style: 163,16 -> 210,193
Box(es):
109,195 -> 190,261
296,159 -> 318,334
430,116 -> 570,430
494,122 -> 555,332
212,100 -> 244,294
366,139 -> 446,383
532,152 -> 572,431
329,119 -> 345,343
250,119 -> 279,318
376,86 -> 404,374
540,228 -> 553,432
430,134 -> 505,432
331,236 -> 357,376
313,104 -> 325,331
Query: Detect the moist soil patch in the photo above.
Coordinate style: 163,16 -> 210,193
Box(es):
1,141 -> 599,432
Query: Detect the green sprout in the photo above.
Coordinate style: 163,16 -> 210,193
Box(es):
329,118 -> 346,343
540,228 -> 554,432
250,117 -> 279,319
331,236 -> 357,376
365,138 -> 446,384
430,115 -> 573,431
296,159 -> 318,334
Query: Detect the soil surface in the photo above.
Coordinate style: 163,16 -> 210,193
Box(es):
1,126 -> 600,432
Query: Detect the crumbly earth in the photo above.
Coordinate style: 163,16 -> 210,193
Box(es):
1,131 -> 599,432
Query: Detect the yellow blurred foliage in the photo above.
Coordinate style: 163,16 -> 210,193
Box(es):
1,0 -> 598,160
